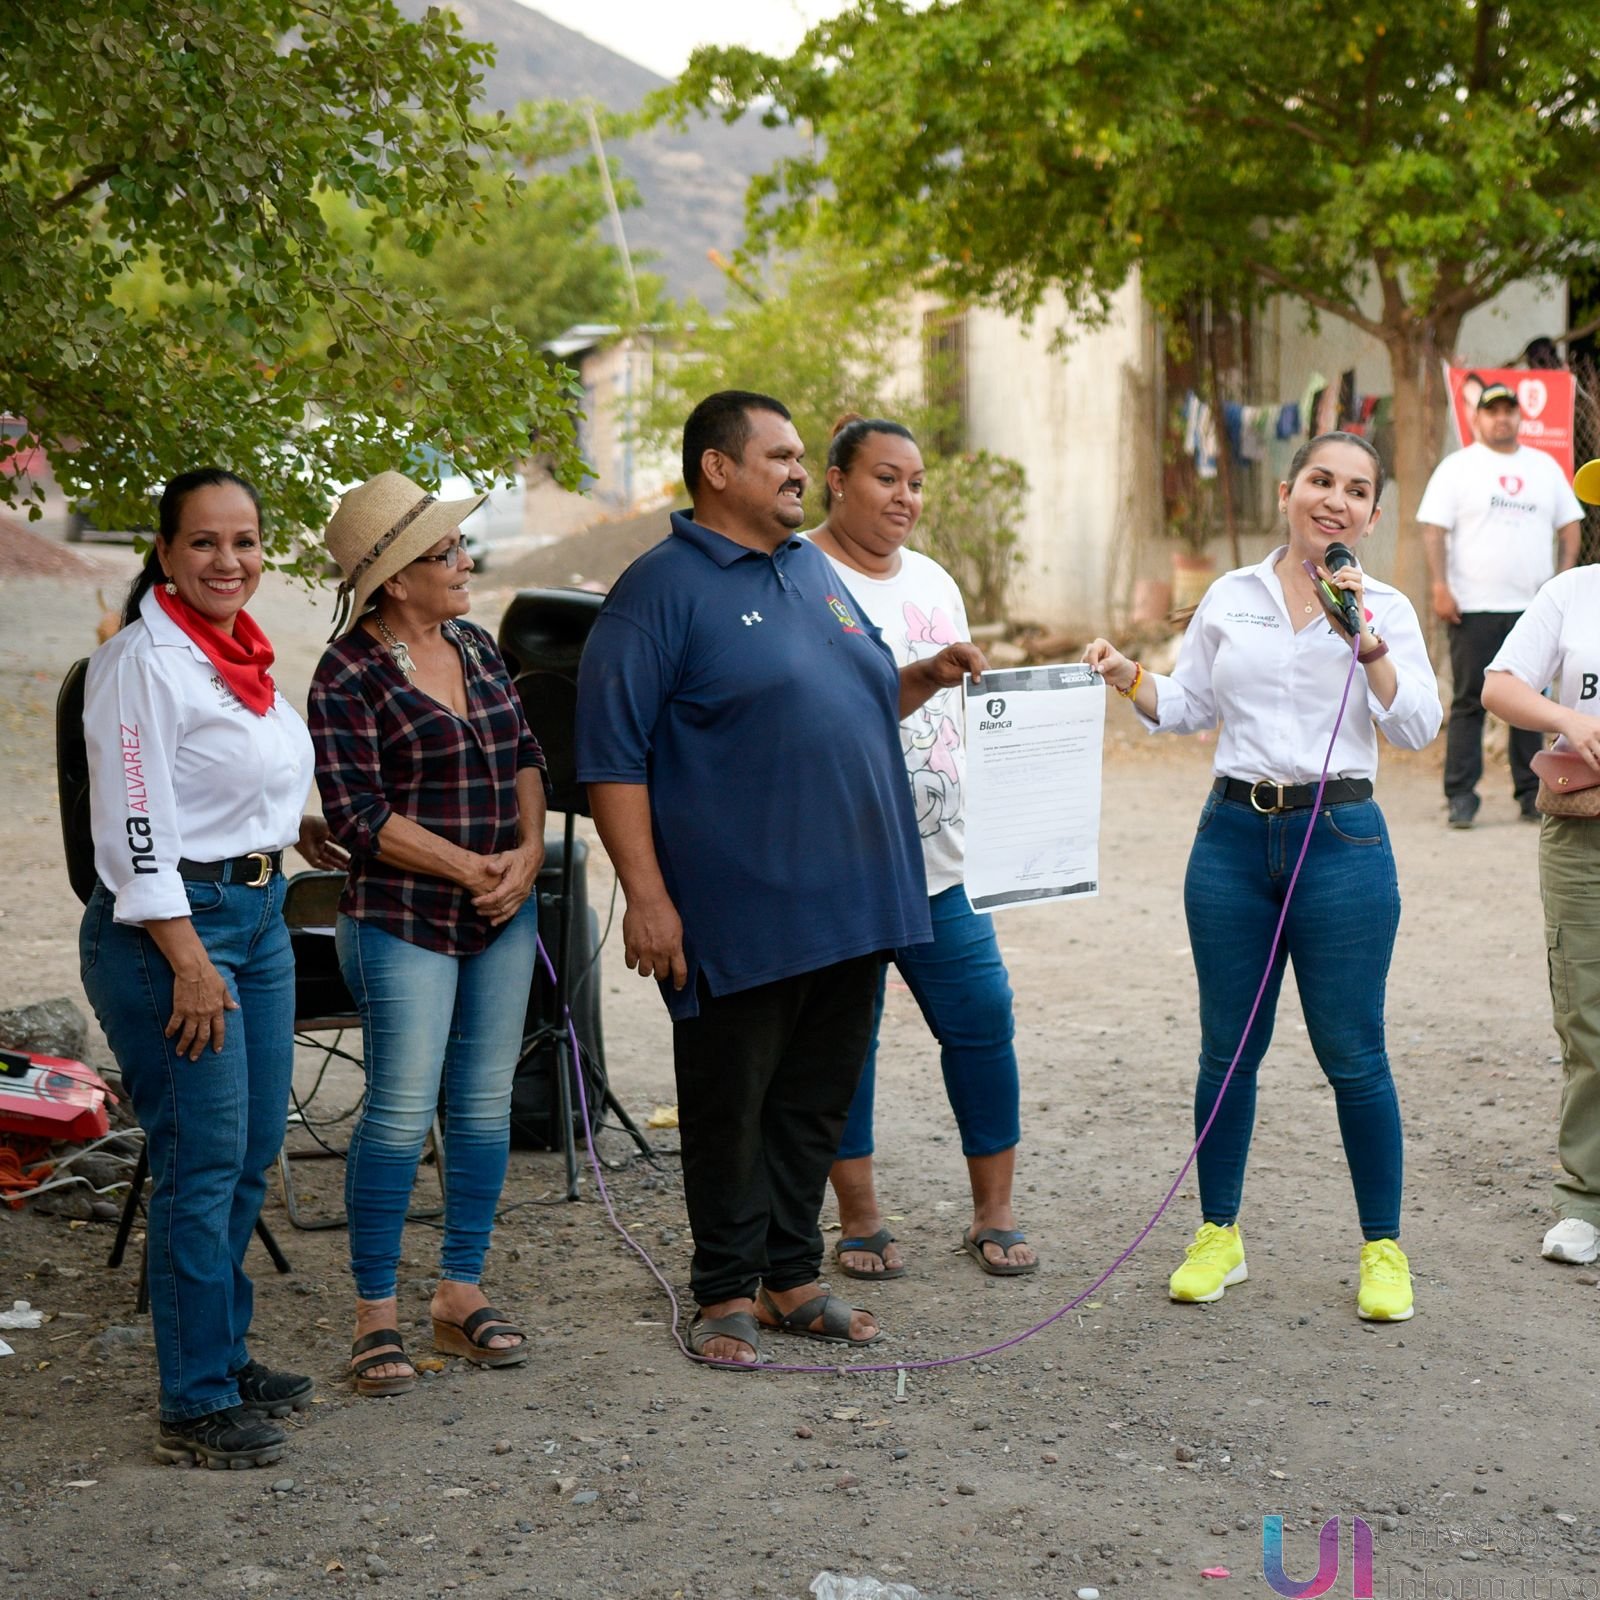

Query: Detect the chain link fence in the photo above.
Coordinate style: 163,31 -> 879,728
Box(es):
1570,352 -> 1600,564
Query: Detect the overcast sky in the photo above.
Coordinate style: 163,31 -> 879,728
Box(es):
514,0 -> 840,80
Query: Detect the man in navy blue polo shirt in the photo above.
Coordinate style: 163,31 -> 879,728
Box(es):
577,390 -> 984,1365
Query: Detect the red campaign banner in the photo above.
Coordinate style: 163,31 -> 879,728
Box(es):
1446,365 -> 1576,480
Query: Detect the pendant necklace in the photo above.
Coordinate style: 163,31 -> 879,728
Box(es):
374,615 -> 416,680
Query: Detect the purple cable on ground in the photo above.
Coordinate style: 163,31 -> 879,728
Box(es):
549,632 -> 1365,1374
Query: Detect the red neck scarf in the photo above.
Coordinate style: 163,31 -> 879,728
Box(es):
154,585 -> 278,716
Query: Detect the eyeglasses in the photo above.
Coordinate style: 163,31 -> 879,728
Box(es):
411,540 -> 466,569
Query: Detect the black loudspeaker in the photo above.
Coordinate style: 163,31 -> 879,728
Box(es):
498,588 -> 605,817
497,589 -> 655,1189
56,657 -> 96,906
510,835 -> 606,1150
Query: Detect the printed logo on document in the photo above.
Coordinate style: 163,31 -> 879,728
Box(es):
979,697 -> 1011,732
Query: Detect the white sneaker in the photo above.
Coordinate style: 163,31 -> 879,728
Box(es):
1542,1217 -> 1600,1264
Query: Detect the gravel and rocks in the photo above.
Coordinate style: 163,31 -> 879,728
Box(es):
3,549 -> 1595,1598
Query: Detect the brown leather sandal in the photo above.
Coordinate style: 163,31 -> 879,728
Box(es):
349,1328 -> 418,1397
430,1306 -> 529,1368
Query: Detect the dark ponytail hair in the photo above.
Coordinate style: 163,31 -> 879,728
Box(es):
822,413 -> 918,511
121,468 -> 262,627
1284,431 -> 1386,504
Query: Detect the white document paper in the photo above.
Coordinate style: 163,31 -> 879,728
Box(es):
962,664 -> 1105,911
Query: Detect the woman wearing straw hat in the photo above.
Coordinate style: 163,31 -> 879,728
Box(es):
309,471 -> 549,1395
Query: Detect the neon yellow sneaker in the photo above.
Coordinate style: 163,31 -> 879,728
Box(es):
1169,1222 -> 1248,1303
1357,1238 -> 1414,1322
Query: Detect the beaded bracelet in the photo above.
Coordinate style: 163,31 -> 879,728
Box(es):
1118,663 -> 1145,699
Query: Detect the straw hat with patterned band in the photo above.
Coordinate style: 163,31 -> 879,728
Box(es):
323,470 -> 485,639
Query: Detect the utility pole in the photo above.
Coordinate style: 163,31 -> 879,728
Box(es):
583,102 -> 640,319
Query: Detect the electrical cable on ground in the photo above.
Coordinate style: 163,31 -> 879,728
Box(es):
560,634 -> 1365,1374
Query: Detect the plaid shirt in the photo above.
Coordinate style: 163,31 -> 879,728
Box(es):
308,620 -> 546,955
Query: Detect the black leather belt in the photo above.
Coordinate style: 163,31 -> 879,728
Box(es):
177,851 -> 283,887
1213,777 -> 1373,814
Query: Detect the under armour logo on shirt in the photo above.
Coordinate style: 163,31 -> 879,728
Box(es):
742,611 -> 763,626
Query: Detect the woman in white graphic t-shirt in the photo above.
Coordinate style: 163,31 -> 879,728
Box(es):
1482,505 -> 1600,1268
804,414 -> 1037,1281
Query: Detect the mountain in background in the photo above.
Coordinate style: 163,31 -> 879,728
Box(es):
401,0 -> 800,309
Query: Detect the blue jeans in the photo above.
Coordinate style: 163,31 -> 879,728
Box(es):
837,884 -> 1020,1161
337,899 -> 538,1300
80,877 -> 295,1421
1184,792 -> 1404,1241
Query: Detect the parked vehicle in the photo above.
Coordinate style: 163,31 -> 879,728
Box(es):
409,446 -> 526,572
58,440 -> 526,563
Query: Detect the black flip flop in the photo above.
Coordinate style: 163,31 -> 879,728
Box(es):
833,1226 -> 907,1281
962,1226 -> 1039,1277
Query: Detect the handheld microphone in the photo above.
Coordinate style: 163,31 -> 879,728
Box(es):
1318,541 -> 1365,639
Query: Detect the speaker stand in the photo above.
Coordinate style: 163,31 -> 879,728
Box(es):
517,810 -> 657,1200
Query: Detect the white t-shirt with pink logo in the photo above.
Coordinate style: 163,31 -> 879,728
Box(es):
1416,442 -> 1584,612
811,542 -> 971,896
1485,565 -> 1600,716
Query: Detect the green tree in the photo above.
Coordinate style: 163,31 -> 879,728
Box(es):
0,1 -> 583,560
373,103 -> 661,354
643,244 -> 924,522
914,451 -> 1028,623
667,0 -> 1600,601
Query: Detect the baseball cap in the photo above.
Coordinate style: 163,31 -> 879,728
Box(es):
1476,382 -> 1518,409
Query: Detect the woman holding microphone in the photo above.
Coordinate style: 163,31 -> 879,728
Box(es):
1084,432 -> 1441,1321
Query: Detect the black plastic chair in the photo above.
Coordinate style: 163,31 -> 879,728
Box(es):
276,869 -> 445,1230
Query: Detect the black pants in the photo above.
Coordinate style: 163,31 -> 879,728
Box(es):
1445,611 -> 1543,802
672,954 -> 881,1305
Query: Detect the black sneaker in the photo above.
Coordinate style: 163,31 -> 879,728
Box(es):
234,1357 -> 314,1417
1447,794 -> 1479,830
155,1405 -> 286,1469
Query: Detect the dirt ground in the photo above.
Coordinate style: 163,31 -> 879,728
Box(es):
3,547 -> 1599,1600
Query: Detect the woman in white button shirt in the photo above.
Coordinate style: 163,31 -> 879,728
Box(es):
1085,432 -> 1441,1323
79,469 -> 342,1470
1481,508 -> 1600,1269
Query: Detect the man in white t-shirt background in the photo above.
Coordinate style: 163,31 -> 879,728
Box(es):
1418,382 -> 1584,828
